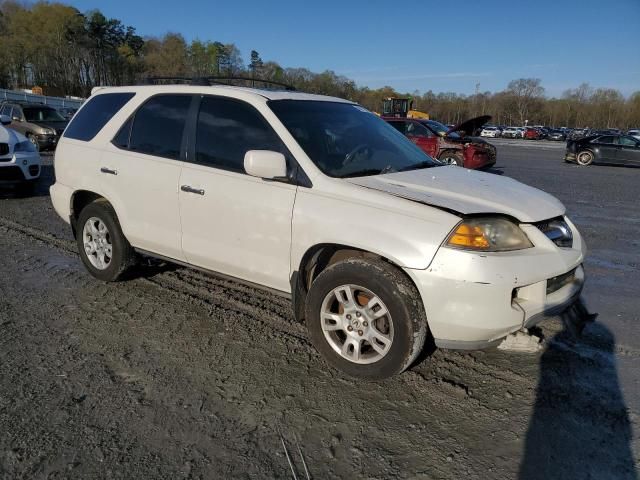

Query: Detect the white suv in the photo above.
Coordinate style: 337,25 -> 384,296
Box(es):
50,85 -> 586,379
1,114 -> 41,192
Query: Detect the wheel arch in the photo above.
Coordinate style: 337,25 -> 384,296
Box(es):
290,243 -> 420,323
69,190 -> 108,236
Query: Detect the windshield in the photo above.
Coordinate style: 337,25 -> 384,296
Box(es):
268,100 -> 440,178
23,107 -> 66,122
424,120 -> 460,138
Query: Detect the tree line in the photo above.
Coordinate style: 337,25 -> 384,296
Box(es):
1,1 -> 638,129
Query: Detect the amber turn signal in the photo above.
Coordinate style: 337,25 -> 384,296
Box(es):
447,224 -> 491,249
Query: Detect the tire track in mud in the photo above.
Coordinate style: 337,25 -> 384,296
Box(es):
2,212 -> 634,417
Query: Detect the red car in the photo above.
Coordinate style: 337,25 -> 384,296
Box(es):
384,115 -> 497,169
524,127 -> 542,140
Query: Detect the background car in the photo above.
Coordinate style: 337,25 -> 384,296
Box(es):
480,126 -> 501,138
626,129 -> 640,140
57,107 -> 78,120
0,101 -> 69,151
0,114 -> 42,192
547,129 -> 567,141
565,134 -> 640,166
524,127 -> 542,140
384,115 -> 496,169
501,127 -> 520,138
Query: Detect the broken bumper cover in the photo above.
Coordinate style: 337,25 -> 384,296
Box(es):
564,152 -> 576,163
404,222 -> 586,350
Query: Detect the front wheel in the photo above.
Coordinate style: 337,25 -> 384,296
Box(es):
76,200 -> 136,282
576,150 -> 594,166
438,151 -> 464,167
305,258 -> 428,379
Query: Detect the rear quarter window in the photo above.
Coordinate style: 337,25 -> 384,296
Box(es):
63,92 -> 135,141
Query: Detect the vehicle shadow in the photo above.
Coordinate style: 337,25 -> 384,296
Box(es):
0,164 -> 55,199
519,313 -> 638,479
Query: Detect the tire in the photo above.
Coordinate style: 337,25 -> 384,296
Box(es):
576,150 -> 594,166
438,151 -> 464,167
26,133 -> 40,152
76,200 -> 136,282
305,258 -> 428,380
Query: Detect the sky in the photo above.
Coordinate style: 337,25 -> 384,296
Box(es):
65,0 -> 640,97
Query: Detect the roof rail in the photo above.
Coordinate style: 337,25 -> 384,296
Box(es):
141,76 -> 296,91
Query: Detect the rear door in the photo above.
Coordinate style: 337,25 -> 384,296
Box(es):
178,95 -> 298,292
615,135 -> 640,166
99,94 -> 193,261
591,135 -> 617,163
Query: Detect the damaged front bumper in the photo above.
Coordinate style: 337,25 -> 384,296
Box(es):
404,219 -> 586,350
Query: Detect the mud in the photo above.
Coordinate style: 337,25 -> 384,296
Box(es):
1,150 -> 639,479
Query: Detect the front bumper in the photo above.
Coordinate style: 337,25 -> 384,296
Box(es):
0,153 -> 41,183
36,134 -> 58,150
404,218 -> 586,350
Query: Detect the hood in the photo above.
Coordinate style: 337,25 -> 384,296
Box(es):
345,166 -> 565,223
448,115 -> 492,136
0,125 -> 25,145
34,120 -> 68,131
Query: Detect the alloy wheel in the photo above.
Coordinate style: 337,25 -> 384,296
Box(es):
320,284 -> 394,364
82,217 -> 112,270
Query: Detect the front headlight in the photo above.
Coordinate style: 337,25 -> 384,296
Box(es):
445,217 -> 533,252
14,140 -> 37,153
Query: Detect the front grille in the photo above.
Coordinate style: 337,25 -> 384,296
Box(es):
0,143 -> 8,155
547,268 -> 577,295
0,166 -> 25,181
534,217 -> 573,248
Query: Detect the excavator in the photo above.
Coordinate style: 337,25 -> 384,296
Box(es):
381,97 -> 429,119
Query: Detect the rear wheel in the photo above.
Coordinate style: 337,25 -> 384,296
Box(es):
438,151 -> 464,167
76,200 -> 136,282
305,258 -> 428,379
576,150 -> 594,166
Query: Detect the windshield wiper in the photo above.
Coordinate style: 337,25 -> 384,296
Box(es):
341,165 -> 396,178
399,161 -> 440,172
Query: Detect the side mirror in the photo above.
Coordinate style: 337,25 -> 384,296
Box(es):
0,114 -> 10,126
244,150 -> 287,180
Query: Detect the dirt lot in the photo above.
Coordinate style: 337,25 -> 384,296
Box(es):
1,143 -> 639,479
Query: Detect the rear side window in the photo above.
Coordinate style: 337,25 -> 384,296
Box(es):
128,95 -> 192,160
195,96 -> 283,173
64,92 -> 135,141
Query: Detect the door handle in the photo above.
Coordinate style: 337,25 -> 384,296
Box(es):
100,167 -> 117,175
181,185 -> 205,195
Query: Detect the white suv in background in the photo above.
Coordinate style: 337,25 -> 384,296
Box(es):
50,85 -> 586,379
480,126 -> 501,138
0,114 -> 41,192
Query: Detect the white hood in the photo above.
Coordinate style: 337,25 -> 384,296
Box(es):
345,166 -> 565,223
0,125 -> 26,146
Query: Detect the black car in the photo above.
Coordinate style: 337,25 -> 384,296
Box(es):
565,134 -> 640,166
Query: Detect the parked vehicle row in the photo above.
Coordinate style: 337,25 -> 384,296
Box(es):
48,84 -> 586,379
0,114 -> 42,191
0,101 -> 72,151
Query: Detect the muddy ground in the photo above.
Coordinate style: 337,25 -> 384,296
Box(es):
1,142 -> 639,479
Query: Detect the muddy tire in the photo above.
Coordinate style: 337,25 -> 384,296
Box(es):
76,200 -> 136,282
576,150 -> 594,166
438,151 -> 464,167
305,258 -> 428,380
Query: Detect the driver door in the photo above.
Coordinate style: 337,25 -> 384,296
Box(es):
405,121 -> 438,158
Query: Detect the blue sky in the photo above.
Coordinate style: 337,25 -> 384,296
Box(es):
66,0 -> 640,97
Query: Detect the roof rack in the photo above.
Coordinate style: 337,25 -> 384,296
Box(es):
140,76 -> 296,91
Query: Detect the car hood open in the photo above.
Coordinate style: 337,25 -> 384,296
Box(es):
345,166 -> 565,223
448,115 -> 492,136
